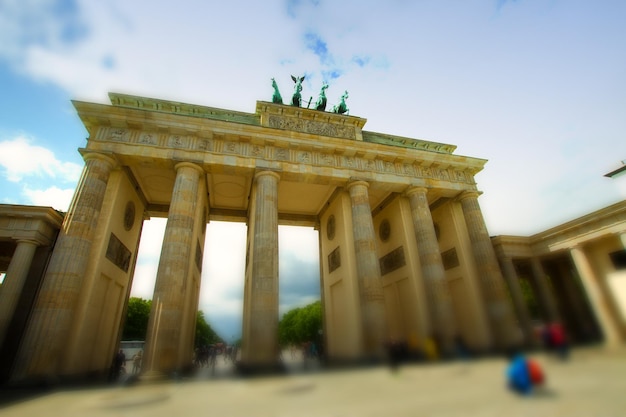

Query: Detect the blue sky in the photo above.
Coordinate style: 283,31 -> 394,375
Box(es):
1,0 -> 625,340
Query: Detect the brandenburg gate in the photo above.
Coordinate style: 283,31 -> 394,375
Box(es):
6,91 -> 520,382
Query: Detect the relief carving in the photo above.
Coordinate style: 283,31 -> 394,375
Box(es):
380,246 -> 406,276
197,139 -> 213,151
275,148 -> 289,160
139,133 -> 155,144
111,129 -> 129,142
328,246 -> 341,273
251,145 -> 264,157
442,247 -> 459,270
342,156 -> 355,168
298,151 -> 311,163
106,233 -> 132,272
268,115 -> 355,139
321,154 -> 335,166
224,141 -> 240,154
436,169 -> 450,180
168,135 -> 186,148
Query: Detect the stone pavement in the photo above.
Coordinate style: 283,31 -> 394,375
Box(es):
1,346 -> 625,417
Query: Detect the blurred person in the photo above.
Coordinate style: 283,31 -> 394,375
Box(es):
506,353 -> 545,395
548,321 -> 569,360
132,350 -> 143,374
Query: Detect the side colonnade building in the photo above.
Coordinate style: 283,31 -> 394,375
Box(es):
0,93 -> 623,383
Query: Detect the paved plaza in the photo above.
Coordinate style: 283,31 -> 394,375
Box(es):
1,346 -> 625,417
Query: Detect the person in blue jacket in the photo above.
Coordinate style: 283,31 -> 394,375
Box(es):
506,353 -> 533,395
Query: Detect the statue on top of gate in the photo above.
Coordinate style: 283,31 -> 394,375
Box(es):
271,78 -> 283,104
291,75 -> 305,107
332,90 -> 349,115
269,76 -> 349,115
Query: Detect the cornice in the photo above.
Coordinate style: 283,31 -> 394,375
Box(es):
74,94 -> 489,190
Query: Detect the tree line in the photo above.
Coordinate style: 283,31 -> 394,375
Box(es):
122,297 -> 222,347
123,297 -> 323,349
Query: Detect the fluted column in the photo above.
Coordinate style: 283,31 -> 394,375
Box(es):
143,162 -> 203,374
499,256 -> 534,346
569,245 -> 621,347
243,171 -> 280,365
12,153 -> 116,379
529,258 -> 559,322
406,187 -> 455,355
458,191 -> 519,349
347,181 -> 386,359
0,239 -> 39,348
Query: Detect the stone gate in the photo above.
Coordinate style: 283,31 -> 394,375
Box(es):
4,92 -> 523,381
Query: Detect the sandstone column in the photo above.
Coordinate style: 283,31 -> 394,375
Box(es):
347,180 -> 386,359
0,239 -> 39,348
143,162 -> 204,375
458,191 -> 519,349
530,258 -> 559,322
498,256 -> 534,346
569,245 -> 621,347
406,187 -> 455,355
12,153 -> 116,380
241,171 -> 280,367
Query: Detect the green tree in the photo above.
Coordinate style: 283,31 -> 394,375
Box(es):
195,310 -> 223,348
122,297 -> 151,340
122,298 -> 223,347
278,301 -> 322,346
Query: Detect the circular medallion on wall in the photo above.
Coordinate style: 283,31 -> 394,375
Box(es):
124,201 -> 135,231
326,215 -> 336,240
379,218 -> 391,242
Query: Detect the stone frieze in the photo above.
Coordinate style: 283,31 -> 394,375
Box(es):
94,126 -> 476,185
268,115 -> 356,140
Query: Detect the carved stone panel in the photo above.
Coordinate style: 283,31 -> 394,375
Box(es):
442,247 -> 459,270
110,129 -> 130,142
106,233 -> 132,272
328,246 -> 341,273
267,115 -> 356,139
380,246 -> 406,276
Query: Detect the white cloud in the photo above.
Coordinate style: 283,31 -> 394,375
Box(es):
0,136 -> 82,183
279,226 -> 319,264
22,185 -> 75,211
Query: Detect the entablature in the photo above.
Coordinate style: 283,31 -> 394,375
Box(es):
87,123 -> 483,191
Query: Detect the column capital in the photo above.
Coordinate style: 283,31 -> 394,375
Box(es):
346,180 -> 369,191
254,170 -> 281,182
569,243 -> 584,252
404,186 -> 428,197
174,161 -> 204,175
456,190 -> 482,202
82,151 -> 117,168
14,239 -> 41,247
